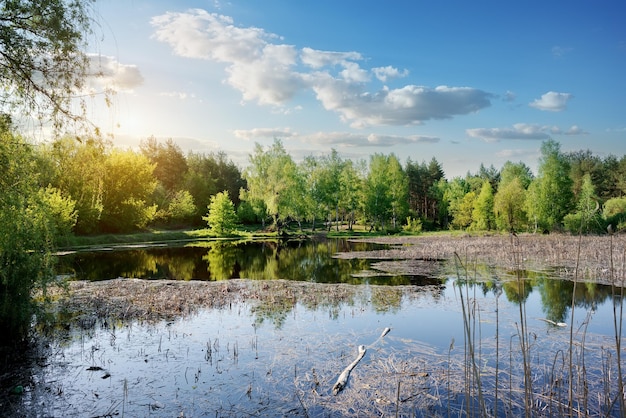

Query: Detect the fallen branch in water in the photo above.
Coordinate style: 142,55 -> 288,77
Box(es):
332,327 -> 392,395
537,318 -> 567,327
333,345 -> 366,395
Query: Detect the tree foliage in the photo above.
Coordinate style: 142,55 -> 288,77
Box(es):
471,180 -> 495,231
0,0 -> 97,130
563,174 -> 603,233
493,177 -> 527,232
525,139 -> 573,231
243,139 -> 300,229
184,150 -> 245,224
100,149 -> 157,232
37,136 -> 106,233
140,137 -> 188,193
0,126 -> 54,340
406,157 -> 445,226
204,191 -> 238,236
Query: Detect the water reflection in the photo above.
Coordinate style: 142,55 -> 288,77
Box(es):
56,239 -> 626,320
56,239 -> 396,284
4,240 -> 624,417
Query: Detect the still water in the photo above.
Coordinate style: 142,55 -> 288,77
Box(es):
55,239 -> 438,285
12,239 -> 626,416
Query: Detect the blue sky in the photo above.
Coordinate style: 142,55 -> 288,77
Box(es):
87,0 -> 626,178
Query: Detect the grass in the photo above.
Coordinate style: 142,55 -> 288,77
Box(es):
57,226 -> 286,251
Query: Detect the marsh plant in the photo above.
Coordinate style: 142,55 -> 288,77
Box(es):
450,234 -> 625,417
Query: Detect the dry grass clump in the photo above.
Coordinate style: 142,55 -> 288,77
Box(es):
48,279 -> 443,329
346,234 -> 626,286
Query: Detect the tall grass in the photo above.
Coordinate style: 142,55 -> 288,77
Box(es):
450,232 -> 625,417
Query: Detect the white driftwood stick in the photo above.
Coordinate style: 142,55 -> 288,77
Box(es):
332,345 -> 366,395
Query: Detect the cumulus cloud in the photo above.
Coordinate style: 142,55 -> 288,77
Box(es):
151,9 -> 492,126
151,10 -> 302,105
233,127 -> 296,140
467,123 -> 586,142
87,55 -> 144,92
309,80 -> 492,128
529,91 -> 572,111
302,131 -> 439,147
372,66 -> 409,82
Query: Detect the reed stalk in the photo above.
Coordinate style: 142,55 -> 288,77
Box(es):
454,251 -> 487,417
609,231 -> 625,416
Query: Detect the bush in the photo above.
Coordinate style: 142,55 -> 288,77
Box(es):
563,212 -> 605,234
403,216 -> 423,234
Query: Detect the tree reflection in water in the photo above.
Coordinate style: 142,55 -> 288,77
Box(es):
55,239 -> 625,324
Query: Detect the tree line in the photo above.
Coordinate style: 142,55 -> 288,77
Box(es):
240,138 -> 626,235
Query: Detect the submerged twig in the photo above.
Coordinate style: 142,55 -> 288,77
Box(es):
333,345 -> 367,395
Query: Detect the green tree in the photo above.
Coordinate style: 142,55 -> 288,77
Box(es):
184,151 -> 237,223
563,174 -> 603,233
300,155 -> 327,231
317,150 -> 343,231
338,159 -> 364,231
525,139 -> 573,231
100,149 -> 157,232
242,139 -> 300,230
0,0 -> 97,131
451,191 -> 476,229
0,126 -> 54,341
494,177 -> 527,232
444,177 -> 470,229
140,137 -> 188,193
167,190 -> 196,223
499,161 -> 533,189
471,180 -> 495,230
387,154 -> 409,229
362,154 -> 409,231
565,149 -> 603,200
406,157 -> 445,226
204,191 -> 239,235
37,136 -> 107,234
38,185 -> 78,239
603,197 -> 626,231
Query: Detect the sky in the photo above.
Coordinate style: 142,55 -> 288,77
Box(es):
84,0 -> 626,178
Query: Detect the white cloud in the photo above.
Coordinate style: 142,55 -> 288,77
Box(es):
151,9 -> 492,126
233,127 -> 296,140
564,125 -> 587,135
87,55 -> 144,93
310,80 -> 492,128
300,47 -> 362,68
529,91 -> 572,112
340,62 -> 370,83
372,66 -> 409,82
302,131 -> 439,147
151,10 -> 301,106
467,123 -> 586,142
